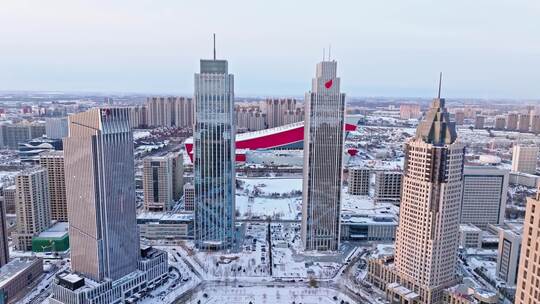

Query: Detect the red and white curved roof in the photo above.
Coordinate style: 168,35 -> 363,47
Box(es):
184,121 -> 357,162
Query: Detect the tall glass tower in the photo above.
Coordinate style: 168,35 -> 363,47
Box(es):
301,60 -> 346,251
193,54 -> 236,250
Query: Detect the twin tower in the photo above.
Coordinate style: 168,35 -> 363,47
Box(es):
193,54 -> 346,251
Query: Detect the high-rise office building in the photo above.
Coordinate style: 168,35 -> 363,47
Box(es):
142,152 -> 183,211
374,171 -> 402,204
348,168 -> 370,195
368,79 -> 464,304
515,185 -> 540,304
3,185 -> 16,214
511,144 -> 538,174
193,50 -> 236,250
506,113 -> 518,131
45,117 -> 69,139
301,59 -> 345,252
0,197 -> 9,266
13,167 -> 51,251
39,151 -> 68,222
64,108 -> 139,281
518,114 -> 531,132
460,166 -> 509,229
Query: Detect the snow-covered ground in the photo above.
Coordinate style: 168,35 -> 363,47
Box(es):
187,285 -> 357,304
236,177 -> 303,220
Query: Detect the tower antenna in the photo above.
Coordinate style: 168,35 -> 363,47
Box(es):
323,48 -> 325,61
213,33 -> 216,60
438,72 -> 442,99
328,44 -> 331,60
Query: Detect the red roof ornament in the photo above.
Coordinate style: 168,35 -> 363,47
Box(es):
324,79 -> 333,89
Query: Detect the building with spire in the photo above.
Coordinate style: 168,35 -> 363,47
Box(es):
193,35 -> 236,249
367,75 -> 465,304
301,57 -> 346,252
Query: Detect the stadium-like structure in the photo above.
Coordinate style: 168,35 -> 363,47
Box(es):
184,121 -> 357,162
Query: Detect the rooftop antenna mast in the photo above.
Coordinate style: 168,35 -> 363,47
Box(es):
213,33 -> 216,60
323,48 -> 325,61
438,72 -> 443,99
328,44 -> 331,60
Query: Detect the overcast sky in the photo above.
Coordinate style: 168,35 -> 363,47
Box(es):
1,0 -> 539,99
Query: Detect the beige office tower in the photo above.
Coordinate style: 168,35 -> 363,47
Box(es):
460,166 -> 509,229
13,167 -> 51,251
0,197 -> 9,266
507,113 -> 518,131
265,98 -> 297,128
368,84 -> 464,304
301,60 -> 345,252
39,151 -> 67,222
348,167 -> 370,195
374,171 -> 402,204
142,152 -> 183,211
64,108 -> 139,282
518,114 -> 531,132
515,185 -> 540,304
511,144 -> 539,174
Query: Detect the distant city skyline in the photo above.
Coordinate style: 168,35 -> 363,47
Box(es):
1,1 -> 539,99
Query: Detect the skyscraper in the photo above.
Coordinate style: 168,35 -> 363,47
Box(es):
13,167 -> 51,251
348,167 -> 370,195
301,59 -> 345,252
64,108 -> 139,281
39,151 -> 68,222
193,43 -> 236,250
515,185 -> 540,304
368,77 -> 464,303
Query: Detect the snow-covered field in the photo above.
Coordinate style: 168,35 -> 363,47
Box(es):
236,177 -> 303,220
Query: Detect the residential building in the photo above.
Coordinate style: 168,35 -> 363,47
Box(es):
506,113 -> 518,131
348,168 -> 370,195
183,183 -> 195,211
494,116 -> 506,130
474,115 -> 485,129
45,117 -> 68,139
518,114 -> 530,132
39,151 -> 68,222
264,98 -> 297,128
142,152 -> 183,211
511,144 -> 538,174
400,104 -> 421,120
374,171 -> 402,204
13,167 -> 51,251
302,59 -> 346,252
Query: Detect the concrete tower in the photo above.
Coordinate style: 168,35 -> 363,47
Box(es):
193,36 -> 236,250
301,58 -> 346,252
64,108 -> 139,281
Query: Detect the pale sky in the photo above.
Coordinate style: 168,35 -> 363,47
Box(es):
1,0 -> 539,99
